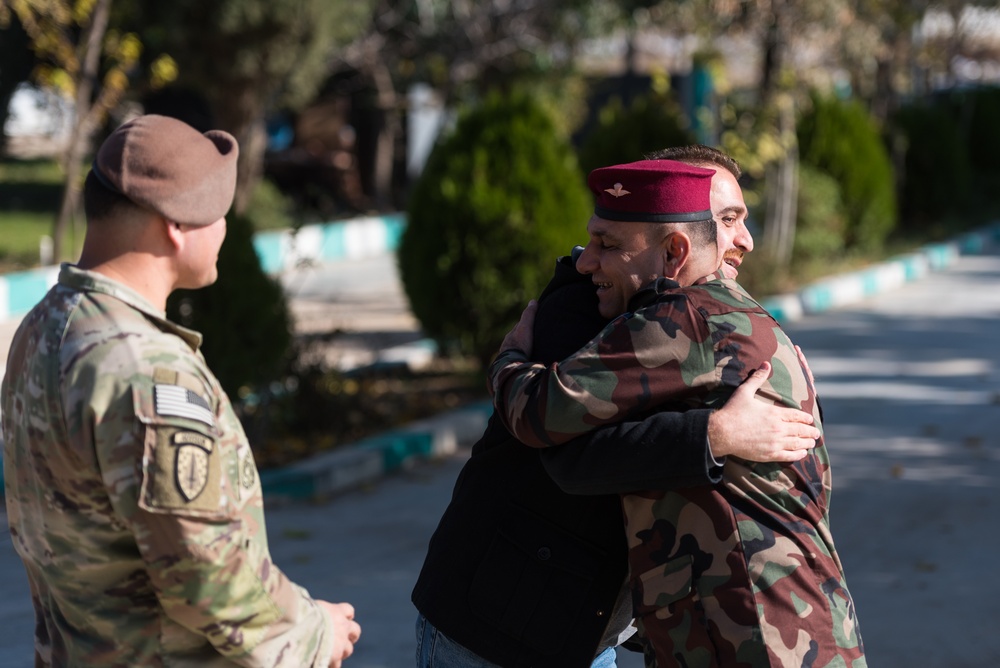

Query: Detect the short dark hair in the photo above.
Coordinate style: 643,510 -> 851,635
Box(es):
83,170 -> 144,223
645,144 -> 741,180
680,217 -> 717,248
647,217 -> 717,249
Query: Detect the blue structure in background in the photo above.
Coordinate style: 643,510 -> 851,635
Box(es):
690,64 -> 716,146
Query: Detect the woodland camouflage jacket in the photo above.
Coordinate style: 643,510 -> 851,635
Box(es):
489,272 -> 866,668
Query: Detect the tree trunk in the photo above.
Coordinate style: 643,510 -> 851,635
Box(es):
0,17 -> 35,157
232,117 -> 267,215
0,90 -> 17,156
371,58 -> 398,210
52,0 -> 111,263
756,0 -> 799,269
871,32 -> 909,123
759,5 -> 781,104
762,100 -> 798,268
214,88 -> 266,216
52,138 -> 87,263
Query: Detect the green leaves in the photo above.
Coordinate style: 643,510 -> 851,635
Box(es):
798,92 -> 897,252
399,91 -> 591,366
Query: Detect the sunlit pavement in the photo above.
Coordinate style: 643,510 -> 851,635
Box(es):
2,245 -> 999,666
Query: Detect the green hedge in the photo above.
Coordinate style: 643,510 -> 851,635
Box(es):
892,101 -> 972,227
798,93 -> 897,252
577,91 -> 695,175
398,91 -> 591,366
794,164 -> 847,261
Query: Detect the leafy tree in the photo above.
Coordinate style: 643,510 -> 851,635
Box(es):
398,91 -> 591,366
793,164 -> 846,261
576,86 -> 695,175
0,13 -> 36,155
798,92 -> 897,251
891,99 -> 971,227
336,0 -> 623,208
844,0 -> 931,121
646,0 -> 928,264
128,0 -> 375,215
0,0 -> 174,261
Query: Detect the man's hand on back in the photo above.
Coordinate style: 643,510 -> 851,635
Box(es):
708,362 -> 821,462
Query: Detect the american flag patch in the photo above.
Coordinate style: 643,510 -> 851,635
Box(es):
154,384 -> 215,427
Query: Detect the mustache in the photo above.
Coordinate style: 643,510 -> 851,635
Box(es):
724,249 -> 744,262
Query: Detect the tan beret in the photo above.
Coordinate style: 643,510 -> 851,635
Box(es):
92,114 -> 239,226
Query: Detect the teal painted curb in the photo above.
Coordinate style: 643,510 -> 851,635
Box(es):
0,214 -> 408,323
760,220 -> 1000,323
257,400 -> 493,503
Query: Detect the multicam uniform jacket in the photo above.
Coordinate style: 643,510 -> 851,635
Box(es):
489,272 -> 866,668
1,265 -> 335,667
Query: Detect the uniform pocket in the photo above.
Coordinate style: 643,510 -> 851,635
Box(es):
468,504 -> 605,654
132,381 -> 231,519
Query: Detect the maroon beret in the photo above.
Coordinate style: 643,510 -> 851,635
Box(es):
588,159 -> 714,223
92,114 -> 239,226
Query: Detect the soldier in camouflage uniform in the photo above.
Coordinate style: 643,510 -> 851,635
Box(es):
488,159 -> 865,667
1,115 -> 360,667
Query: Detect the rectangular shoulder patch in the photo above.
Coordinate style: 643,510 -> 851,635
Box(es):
154,383 -> 216,427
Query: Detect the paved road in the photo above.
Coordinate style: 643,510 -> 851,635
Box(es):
2,248 -> 999,666
781,250 -> 1000,667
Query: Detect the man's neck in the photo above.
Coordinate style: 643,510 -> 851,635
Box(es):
77,254 -> 174,311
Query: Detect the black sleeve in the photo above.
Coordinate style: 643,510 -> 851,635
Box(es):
539,409 -> 725,495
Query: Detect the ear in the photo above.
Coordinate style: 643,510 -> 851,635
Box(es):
162,218 -> 185,252
660,231 -> 691,280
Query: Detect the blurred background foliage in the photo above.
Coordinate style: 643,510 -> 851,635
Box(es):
576,84 -> 695,176
4,0 -> 1000,456
399,90 -> 591,365
797,92 -> 898,254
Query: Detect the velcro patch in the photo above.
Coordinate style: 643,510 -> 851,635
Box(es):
144,427 -> 223,513
174,431 -> 214,502
154,384 -> 215,427
240,453 -> 257,491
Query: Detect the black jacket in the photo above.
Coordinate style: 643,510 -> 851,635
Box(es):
411,252 -> 721,667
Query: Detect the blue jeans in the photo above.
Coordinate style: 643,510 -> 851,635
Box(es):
415,614 -> 617,667
590,644 -> 618,668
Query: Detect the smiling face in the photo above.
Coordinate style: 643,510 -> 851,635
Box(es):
705,167 -> 753,279
575,215 -> 720,318
575,216 -> 666,319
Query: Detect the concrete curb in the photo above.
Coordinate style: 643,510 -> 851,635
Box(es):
258,400 -> 493,503
760,221 -> 1000,322
0,214 -> 407,323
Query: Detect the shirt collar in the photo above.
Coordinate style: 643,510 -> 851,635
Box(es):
58,263 -> 203,350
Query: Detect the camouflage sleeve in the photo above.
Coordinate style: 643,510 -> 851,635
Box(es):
488,292 -> 716,448
93,367 -> 335,667
129,512 -> 335,667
